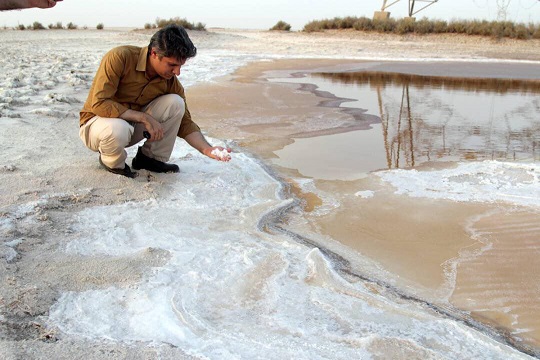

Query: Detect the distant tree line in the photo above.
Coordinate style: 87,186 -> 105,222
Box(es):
144,17 -> 206,31
302,16 -> 540,40
9,16 -> 540,40
13,21 -> 104,30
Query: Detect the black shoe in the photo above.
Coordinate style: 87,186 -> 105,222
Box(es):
99,156 -> 138,178
132,147 -> 179,173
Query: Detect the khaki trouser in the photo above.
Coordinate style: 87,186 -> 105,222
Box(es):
79,94 -> 185,169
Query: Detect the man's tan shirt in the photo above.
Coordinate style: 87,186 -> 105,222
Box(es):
80,45 -> 200,138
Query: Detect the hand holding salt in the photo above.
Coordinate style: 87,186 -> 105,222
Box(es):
210,147 -> 232,162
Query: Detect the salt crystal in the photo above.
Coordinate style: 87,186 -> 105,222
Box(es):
211,148 -> 231,161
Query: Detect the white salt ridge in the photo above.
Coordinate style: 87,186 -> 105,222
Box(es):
28,108 -> 70,118
0,199 -> 42,262
0,246 -> 18,262
0,217 -> 18,262
355,190 -> 375,198
377,161 -> 540,208
0,164 -> 17,172
44,92 -> 81,104
47,141 -> 530,359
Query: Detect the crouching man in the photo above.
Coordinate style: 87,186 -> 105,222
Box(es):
79,24 -> 230,178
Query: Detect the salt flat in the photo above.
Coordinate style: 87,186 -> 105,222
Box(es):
1,28 -> 539,359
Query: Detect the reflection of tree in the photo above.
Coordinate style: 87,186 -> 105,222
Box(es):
317,72 -> 540,168
321,72 -> 540,93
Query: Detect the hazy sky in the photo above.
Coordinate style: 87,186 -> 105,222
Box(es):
0,0 -> 538,30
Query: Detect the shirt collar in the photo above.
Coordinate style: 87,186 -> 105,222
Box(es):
136,47 -> 148,72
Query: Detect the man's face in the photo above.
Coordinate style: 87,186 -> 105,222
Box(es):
149,49 -> 186,80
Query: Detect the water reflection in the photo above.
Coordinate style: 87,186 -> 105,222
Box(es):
316,72 -> 540,169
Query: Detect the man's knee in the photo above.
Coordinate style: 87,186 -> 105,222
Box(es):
156,94 -> 186,119
167,94 -> 185,117
144,94 -> 185,122
99,119 -> 132,149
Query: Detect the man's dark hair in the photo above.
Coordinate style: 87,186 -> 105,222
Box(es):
148,24 -> 197,60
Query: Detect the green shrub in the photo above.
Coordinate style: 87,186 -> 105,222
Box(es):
303,22 -> 317,32
96,23 -> 104,30
305,16 -> 367,33
301,16 -> 538,40
447,20 -> 467,34
17,24 -> 25,30
313,19 -> 333,30
154,17 -> 206,31
500,21 -> 515,38
270,20 -> 291,31
432,20 -> 447,33
465,20 -> 478,35
193,22 -> 206,31
396,18 -> 415,34
303,20 -> 323,32
527,23 -> 539,38
49,21 -> 63,29
414,18 -> 434,34
32,21 -> 46,30
373,18 -> 396,33
353,17 -> 373,31
336,16 -> 357,29
462,20 -> 492,36
514,24 -> 530,39
66,22 -> 78,30
479,20 -> 493,36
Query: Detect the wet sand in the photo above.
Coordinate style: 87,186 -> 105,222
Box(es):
189,58 -> 540,351
451,209 -> 540,346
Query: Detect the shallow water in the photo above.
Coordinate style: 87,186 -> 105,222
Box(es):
273,72 -> 540,179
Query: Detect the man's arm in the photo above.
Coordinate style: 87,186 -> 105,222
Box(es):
184,131 -> 231,162
120,109 -> 164,142
0,0 -> 61,10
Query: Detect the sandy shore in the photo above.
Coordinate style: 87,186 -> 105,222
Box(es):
1,28 -> 539,359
